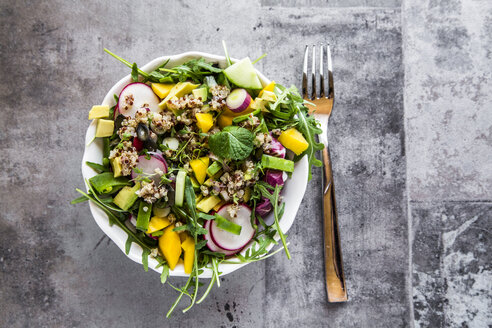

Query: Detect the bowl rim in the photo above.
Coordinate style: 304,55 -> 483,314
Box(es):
82,51 -> 308,278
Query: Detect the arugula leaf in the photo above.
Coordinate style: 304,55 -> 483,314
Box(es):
142,248 -> 151,272
160,264 -> 169,284
209,126 -> 254,160
86,161 -> 109,173
296,106 -> 324,180
131,63 -> 139,82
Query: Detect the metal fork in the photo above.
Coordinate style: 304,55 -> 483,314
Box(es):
302,44 -> 348,302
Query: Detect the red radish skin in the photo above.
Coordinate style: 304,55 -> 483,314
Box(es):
226,89 -> 252,113
133,137 -> 144,151
118,82 -> 160,117
204,220 -> 238,256
210,204 -> 255,251
131,153 -> 168,184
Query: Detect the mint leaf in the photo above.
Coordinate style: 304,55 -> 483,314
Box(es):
209,126 -> 254,160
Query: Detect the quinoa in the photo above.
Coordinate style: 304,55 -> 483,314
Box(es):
226,204 -> 240,219
135,108 -> 150,124
167,94 -> 203,112
254,132 -> 273,152
151,112 -> 175,134
209,85 -> 230,111
135,181 -> 168,203
239,115 -> 260,130
206,164 -> 257,202
108,141 -> 138,176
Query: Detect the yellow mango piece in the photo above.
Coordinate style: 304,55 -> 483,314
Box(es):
190,157 -> 209,184
195,113 -> 214,133
278,128 -> 309,155
95,119 -> 114,137
182,236 -> 195,274
151,83 -> 175,98
88,105 -> 110,119
217,114 -> 234,128
158,82 -> 199,110
110,157 -> 122,178
259,81 -> 275,97
212,200 -> 225,212
196,195 -> 222,213
146,216 -> 172,234
158,224 -> 182,270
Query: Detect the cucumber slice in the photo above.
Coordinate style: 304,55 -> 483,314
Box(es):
224,58 -> 263,90
261,154 -> 294,172
175,170 -> 187,207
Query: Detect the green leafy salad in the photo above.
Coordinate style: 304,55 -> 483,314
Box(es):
73,43 -> 322,316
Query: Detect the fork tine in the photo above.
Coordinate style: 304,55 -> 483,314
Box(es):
327,44 -> 334,99
311,45 -> 316,100
302,45 -> 309,98
319,44 -> 325,98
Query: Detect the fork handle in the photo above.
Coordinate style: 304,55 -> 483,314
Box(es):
322,146 -> 348,302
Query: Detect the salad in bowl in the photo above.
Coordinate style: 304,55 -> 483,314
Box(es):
73,44 -> 322,316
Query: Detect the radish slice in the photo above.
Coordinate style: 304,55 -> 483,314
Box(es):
133,137 -> 144,152
210,204 -> 255,251
162,137 -> 179,150
131,153 -> 168,184
204,220 -> 238,256
226,89 -> 252,113
118,82 -> 160,117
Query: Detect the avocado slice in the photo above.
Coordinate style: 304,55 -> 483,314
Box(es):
113,182 -> 141,211
196,195 -> 222,213
88,105 -> 110,119
110,157 -> 123,178
158,82 -> 199,111
95,119 -> 114,137
192,87 -> 208,102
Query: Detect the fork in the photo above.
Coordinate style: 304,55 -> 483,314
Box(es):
302,44 -> 348,302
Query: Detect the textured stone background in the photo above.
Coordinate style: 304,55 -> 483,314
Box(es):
0,0 -> 490,327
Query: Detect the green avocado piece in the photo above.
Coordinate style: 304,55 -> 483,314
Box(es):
158,82 -> 199,111
110,157 -> 123,178
192,87 -> 208,102
206,161 -> 222,177
113,182 -> 141,211
95,119 -> 114,137
196,195 -> 222,213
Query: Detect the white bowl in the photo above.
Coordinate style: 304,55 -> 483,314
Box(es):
82,52 -> 308,278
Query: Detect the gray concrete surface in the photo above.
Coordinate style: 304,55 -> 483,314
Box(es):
0,0 -> 490,327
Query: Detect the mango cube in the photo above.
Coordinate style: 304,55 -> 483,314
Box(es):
278,128 -> 309,155
259,81 -> 275,97
88,105 -> 110,119
217,114 -> 234,128
190,157 -> 209,184
159,224 -> 182,270
151,83 -> 175,98
146,216 -> 172,234
195,113 -> 214,133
